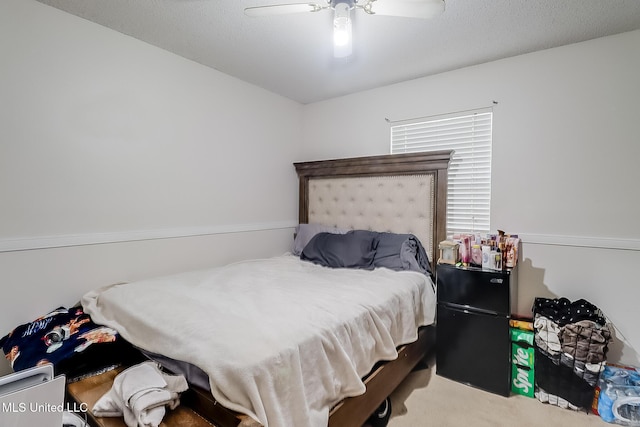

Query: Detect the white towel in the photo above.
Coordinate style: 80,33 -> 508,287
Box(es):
93,361 -> 189,427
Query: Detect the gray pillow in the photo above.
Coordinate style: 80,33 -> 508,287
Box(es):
374,232 -> 432,275
291,223 -> 348,256
301,230 -> 379,270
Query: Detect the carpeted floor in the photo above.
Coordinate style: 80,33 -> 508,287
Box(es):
386,364 -> 609,427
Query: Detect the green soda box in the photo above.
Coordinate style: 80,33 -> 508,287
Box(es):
511,327 -> 535,397
512,362 -> 535,397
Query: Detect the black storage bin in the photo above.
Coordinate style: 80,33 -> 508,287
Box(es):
532,297 -> 611,411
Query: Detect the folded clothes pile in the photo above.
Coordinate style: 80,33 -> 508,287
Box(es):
93,361 -> 188,427
532,297 -> 611,411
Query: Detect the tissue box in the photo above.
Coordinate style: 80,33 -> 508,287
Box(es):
438,240 -> 459,265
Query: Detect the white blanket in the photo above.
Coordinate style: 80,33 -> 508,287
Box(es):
82,255 -> 436,427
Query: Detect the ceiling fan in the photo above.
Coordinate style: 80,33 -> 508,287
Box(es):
244,0 -> 445,58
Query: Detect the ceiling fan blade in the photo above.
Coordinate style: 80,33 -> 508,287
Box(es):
364,0 -> 445,19
244,3 -> 325,17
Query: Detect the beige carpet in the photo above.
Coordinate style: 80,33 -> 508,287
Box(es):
387,364 -> 609,427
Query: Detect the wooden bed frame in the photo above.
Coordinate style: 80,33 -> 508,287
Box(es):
189,151 -> 452,427
67,151 -> 452,427
295,151 -> 451,427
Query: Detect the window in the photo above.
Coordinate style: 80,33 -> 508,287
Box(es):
390,108 -> 493,236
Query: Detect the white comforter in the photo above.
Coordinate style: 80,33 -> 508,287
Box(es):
82,255 -> 436,427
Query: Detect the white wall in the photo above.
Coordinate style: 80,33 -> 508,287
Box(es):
300,30 -> 640,365
0,0 -> 301,374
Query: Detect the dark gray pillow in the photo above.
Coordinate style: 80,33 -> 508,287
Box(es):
301,230 -> 379,270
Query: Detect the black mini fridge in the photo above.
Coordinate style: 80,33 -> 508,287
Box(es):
435,264 -> 517,397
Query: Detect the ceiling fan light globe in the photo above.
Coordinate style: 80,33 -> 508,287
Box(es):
333,18 -> 351,46
333,40 -> 352,58
334,30 -> 350,46
333,2 -> 352,50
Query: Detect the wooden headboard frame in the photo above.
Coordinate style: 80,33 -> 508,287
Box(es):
294,150 -> 452,266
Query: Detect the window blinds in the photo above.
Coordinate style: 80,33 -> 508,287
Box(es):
390,108 -> 493,236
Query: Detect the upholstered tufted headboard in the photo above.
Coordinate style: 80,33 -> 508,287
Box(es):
294,151 -> 452,264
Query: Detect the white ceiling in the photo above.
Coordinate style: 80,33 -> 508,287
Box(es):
36,0 -> 640,104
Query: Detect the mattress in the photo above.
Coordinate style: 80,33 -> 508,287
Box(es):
82,255 -> 436,427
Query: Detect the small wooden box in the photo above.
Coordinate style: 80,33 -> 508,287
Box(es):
438,241 -> 459,265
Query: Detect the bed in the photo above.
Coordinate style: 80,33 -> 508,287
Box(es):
80,150 -> 452,427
